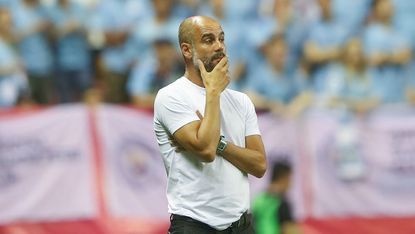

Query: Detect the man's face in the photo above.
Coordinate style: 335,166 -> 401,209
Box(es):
375,0 -> 393,22
155,42 -> 177,71
58,0 -> 69,6
24,0 -> 39,5
191,21 -> 226,72
265,38 -> 287,71
153,0 -> 172,17
0,10 -> 11,35
270,173 -> 292,194
318,0 -> 331,19
281,174 -> 292,193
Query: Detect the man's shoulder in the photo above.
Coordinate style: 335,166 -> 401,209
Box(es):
155,77 -> 184,99
224,88 -> 248,99
154,77 -> 195,114
224,88 -> 252,106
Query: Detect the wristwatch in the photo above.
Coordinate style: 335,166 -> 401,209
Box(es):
216,135 -> 228,155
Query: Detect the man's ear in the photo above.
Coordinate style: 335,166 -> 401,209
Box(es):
181,43 -> 192,59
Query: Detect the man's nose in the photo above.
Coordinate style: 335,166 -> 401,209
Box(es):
214,39 -> 225,51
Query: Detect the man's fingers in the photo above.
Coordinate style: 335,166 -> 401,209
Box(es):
216,56 -> 228,69
197,59 -> 207,74
226,71 -> 231,81
196,110 -> 203,120
221,61 -> 229,73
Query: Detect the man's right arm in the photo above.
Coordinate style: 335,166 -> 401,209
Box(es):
172,93 -> 220,162
172,57 -> 229,162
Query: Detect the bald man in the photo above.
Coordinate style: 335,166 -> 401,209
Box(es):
154,16 -> 266,233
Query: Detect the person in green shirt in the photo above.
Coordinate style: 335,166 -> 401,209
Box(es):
253,161 -> 301,234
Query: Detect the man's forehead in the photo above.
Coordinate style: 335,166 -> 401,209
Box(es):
196,23 -> 224,37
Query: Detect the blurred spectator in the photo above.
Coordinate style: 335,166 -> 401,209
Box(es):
404,59 -> 415,105
292,59 -> 312,94
12,0 -> 54,104
48,0 -> 91,103
363,0 -> 411,103
246,34 -> 312,117
290,58 -> 315,116
291,0 -> 320,23
171,0 -> 199,18
341,39 -> 379,113
0,0 -> 10,7
0,7 -> 29,108
332,0 -> 371,36
89,0 -> 144,103
392,0 -> 415,105
127,38 -> 183,108
246,34 -> 295,113
304,0 -> 348,76
0,0 -> 414,111
178,0 -> 202,15
252,161 -> 301,234
257,0 -> 309,72
0,0 -> 20,9
313,38 -> 379,113
199,0 -> 258,22
392,0 -> 415,49
132,0 -> 182,60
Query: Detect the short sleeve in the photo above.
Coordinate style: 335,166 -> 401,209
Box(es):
154,90 -> 200,135
244,94 -> 261,136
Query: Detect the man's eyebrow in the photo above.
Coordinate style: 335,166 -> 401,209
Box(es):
201,33 -> 215,39
200,31 -> 225,40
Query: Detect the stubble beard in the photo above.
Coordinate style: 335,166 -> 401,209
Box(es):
193,53 -> 214,72
192,50 -> 226,73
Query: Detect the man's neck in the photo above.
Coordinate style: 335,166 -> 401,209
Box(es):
184,66 -> 204,88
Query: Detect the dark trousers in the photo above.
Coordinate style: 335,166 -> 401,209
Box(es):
168,212 -> 256,234
57,69 -> 91,103
103,71 -> 129,103
28,74 -> 53,104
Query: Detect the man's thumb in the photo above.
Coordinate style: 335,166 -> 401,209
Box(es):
197,60 -> 207,73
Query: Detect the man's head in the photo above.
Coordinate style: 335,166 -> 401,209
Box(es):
178,16 -> 226,72
372,0 -> 393,23
270,161 -> 292,193
317,0 -> 332,20
0,8 -> 11,37
210,0 -> 224,19
153,0 -> 173,19
58,0 -> 70,7
263,34 -> 288,72
23,0 -> 40,6
153,38 -> 179,73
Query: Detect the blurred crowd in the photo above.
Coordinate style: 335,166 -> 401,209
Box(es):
1,0 -> 415,116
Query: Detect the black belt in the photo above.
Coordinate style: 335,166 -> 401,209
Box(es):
170,211 -> 250,233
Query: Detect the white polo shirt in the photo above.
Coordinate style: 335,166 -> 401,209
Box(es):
153,77 -> 260,230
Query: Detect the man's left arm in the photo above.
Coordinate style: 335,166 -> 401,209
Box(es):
221,135 -> 267,178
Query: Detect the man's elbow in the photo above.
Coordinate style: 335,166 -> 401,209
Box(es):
198,148 -> 216,162
253,158 -> 267,178
253,167 -> 266,178
185,139 -> 216,162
